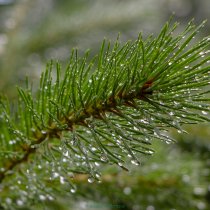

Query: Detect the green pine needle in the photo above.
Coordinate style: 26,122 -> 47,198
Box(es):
0,20 -> 210,207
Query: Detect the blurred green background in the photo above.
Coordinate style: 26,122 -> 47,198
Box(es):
0,0 -> 210,209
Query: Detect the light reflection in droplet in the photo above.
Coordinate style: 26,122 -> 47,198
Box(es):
131,159 -> 140,165
70,188 -> 76,193
39,195 -> 46,201
88,177 -> 94,183
60,176 -> 65,184
118,162 -> 123,167
201,110 -> 208,115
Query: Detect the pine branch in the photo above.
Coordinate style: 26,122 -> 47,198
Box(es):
0,20 -> 210,208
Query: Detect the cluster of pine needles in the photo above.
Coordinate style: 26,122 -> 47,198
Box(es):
0,20 -> 210,208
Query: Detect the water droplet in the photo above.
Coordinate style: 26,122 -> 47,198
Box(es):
131,159 -> 140,165
9,140 -> 16,145
184,66 -> 189,69
53,172 -> 59,178
169,112 -> 174,116
88,177 -> 95,183
165,140 -> 172,144
118,162 -> 123,167
154,128 -> 160,137
116,139 -> 121,145
91,147 -> 97,152
60,176 -> 65,184
39,195 -> 46,201
146,150 -> 154,155
133,126 -> 138,131
173,101 -> 181,108
70,188 -> 76,193
201,110 -> 208,115
41,130 -> 47,135
95,173 -> 101,179
145,137 -> 150,142
86,130 -> 91,134
47,195 -> 54,201
94,162 -> 100,166
168,62 -> 172,65
140,119 -> 149,124
64,151 -> 69,157
100,154 -> 108,162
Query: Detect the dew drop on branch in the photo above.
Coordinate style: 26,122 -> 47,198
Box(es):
88,177 -> 95,183
39,195 -> 46,201
60,176 -> 65,184
70,188 -> 76,193
91,147 -> 97,152
64,151 -> 69,157
201,110 -> 208,115
154,128 -> 160,137
146,150 -> 154,155
94,162 -> 100,166
131,159 -> 140,165
100,154 -> 108,162
169,112 -> 174,116
118,162 -> 123,167
41,130 -> 47,135
199,51 -> 205,57
52,172 -> 59,179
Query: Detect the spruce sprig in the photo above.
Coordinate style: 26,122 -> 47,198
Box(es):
0,20 -> 210,207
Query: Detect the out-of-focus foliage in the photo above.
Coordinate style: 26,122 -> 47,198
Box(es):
0,0 -> 210,97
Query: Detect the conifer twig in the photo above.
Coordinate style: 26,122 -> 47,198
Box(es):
0,20 -> 210,208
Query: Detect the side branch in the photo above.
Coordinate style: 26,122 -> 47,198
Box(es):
0,79 -> 153,183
